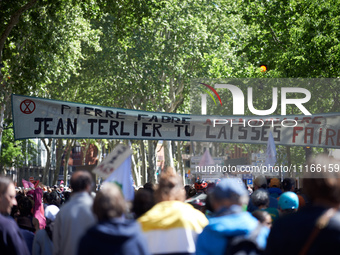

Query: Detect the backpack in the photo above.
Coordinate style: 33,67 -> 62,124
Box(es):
225,224 -> 265,255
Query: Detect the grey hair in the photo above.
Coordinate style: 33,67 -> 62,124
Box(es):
251,189 -> 269,207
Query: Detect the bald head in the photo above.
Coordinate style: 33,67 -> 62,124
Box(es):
70,171 -> 93,193
0,176 -> 17,215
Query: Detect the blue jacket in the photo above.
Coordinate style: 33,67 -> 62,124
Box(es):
0,214 -> 30,255
267,187 -> 282,198
196,205 -> 269,255
78,218 -> 150,255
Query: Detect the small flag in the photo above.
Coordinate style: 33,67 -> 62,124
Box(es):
93,144 -> 132,179
22,179 -> 34,189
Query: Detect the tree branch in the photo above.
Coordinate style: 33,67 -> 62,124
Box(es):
0,0 -> 39,59
267,23 -> 287,51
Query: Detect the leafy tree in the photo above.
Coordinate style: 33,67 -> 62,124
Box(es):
0,0 -> 158,158
71,0 -> 255,181
238,0 -> 340,78
235,0 -> 340,165
0,122 -> 37,174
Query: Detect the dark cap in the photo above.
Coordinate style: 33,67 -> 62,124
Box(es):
213,178 -> 248,200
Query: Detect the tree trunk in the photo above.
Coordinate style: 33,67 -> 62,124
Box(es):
140,140 -> 147,184
108,140 -> 120,153
131,151 -> 141,187
81,139 -> 91,165
196,142 -> 202,156
95,139 -> 105,164
53,139 -> 63,185
0,92 -> 10,157
177,141 -> 185,184
163,140 -> 174,171
286,146 -> 292,178
323,148 -> 329,154
63,139 -> 75,185
0,103 -> 5,157
41,138 -> 52,185
147,140 -> 157,183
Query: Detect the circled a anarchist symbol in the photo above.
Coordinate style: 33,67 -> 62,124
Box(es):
20,100 -> 36,114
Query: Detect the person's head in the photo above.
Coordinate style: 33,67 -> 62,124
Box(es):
279,191 -> 299,215
154,172 -> 185,203
251,189 -> 269,209
17,196 -> 33,217
43,192 -> 49,203
252,210 -> 272,228
269,178 -> 280,188
303,154 -> 340,207
63,191 -> 71,202
254,175 -> 267,190
93,182 -> 127,221
0,176 -> 17,215
133,188 -> 155,218
185,184 -> 196,199
184,185 -> 191,198
195,179 -> 208,194
143,182 -> 154,193
297,194 -> 306,209
45,205 -> 60,222
282,178 -> 295,192
70,171 -> 93,193
48,191 -> 61,206
211,178 -> 249,212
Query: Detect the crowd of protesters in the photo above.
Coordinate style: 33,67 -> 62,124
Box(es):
1,153 -> 340,254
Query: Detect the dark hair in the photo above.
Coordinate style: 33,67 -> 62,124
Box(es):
143,182 -> 154,193
63,191 -> 71,202
132,189 -> 155,218
252,210 -> 270,223
18,196 -> 33,217
280,208 -> 297,216
43,192 -> 49,202
93,183 -> 126,221
47,191 -> 61,207
282,178 -> 295,192
185,185 -> 196,199
70,171 -> 93,192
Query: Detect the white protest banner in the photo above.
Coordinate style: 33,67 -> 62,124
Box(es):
93,144 -> 133,179
11,94 -> 340,148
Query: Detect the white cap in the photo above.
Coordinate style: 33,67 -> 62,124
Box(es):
45,205 -> 60,221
